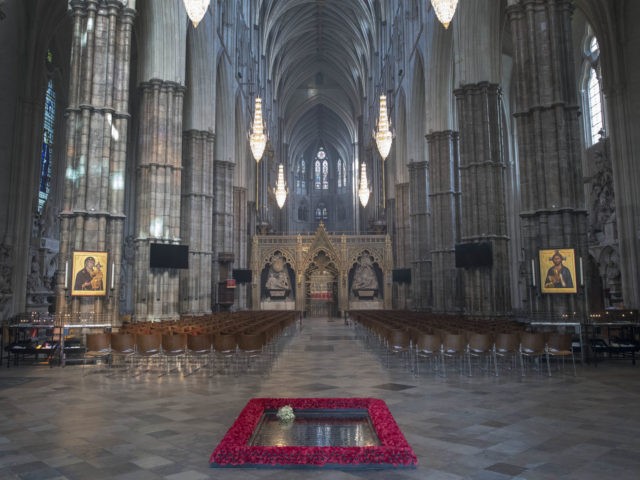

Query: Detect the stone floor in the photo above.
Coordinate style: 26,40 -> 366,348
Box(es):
1,316 -> 640,479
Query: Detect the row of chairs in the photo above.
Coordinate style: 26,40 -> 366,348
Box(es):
354,314 -> 576,377
83,314 -> 297,376
351,309 -> 524,336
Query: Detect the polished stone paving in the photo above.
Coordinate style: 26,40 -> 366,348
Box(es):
1,317 -> 640,479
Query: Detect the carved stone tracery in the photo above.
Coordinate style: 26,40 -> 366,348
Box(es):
251,223 -> 393,313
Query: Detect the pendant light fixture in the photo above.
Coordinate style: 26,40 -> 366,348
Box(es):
183,0 -> 209,28
249,97 -> 267,162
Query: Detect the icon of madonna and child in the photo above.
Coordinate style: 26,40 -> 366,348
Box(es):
72,251 -> 108,296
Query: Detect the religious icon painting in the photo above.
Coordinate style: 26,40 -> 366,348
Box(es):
539,248 -> 578,294
71,251 -> 108,297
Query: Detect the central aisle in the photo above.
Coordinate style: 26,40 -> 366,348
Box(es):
254,316 -> 407,399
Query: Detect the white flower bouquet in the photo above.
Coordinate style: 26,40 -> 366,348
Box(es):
276,405 -> 295,423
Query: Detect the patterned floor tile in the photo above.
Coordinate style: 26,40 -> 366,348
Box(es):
0,317 -> 639,479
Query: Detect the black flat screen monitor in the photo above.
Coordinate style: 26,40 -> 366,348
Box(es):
149,243 -> 189,269
392,268 -> 411,284
455,242 -> 493,269
233,269 -> 252,283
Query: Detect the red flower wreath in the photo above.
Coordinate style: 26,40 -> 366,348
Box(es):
210,397 -> 418,468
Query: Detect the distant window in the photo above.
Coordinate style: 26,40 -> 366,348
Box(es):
314,159 -> 321,190
582,34 -> 605,146
38,70 -> 56,213
298,202 -> 308,221
322,159 -> 328,190
296,159 -> 306,194
314,148 -> 328,190
588,68 -> 603,144
337,158 -> 347,189
315,202 -> 328,220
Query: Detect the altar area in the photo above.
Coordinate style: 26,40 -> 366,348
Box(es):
252,224 -> 391,315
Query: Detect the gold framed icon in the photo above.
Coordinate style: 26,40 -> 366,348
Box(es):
71,251 -> 108,296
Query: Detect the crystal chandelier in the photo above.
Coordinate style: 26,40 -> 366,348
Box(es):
358,162 -> 370,207
274,163 -> 288,208
183,0 -> 209,28
374,95 -> 393,160
431,0 -> 459,29
249,97 -> 267,162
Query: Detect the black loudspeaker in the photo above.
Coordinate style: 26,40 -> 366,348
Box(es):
455,242 -> 493,268
149,243 -> 189,269
392,268 -> 411,284
232,269 -> 252,283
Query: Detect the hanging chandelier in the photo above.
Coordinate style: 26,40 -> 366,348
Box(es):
249,97 -> 267,162
358,162 -> 370,207
183,0 -> 209,28
374,95 -> 393,160
274,163 -> 288,208
431,0 -> 459,29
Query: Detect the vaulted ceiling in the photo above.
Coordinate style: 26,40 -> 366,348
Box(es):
259,0 -> 379,161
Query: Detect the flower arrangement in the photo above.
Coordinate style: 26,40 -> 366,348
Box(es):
276,405 -> 295,422
210,397 -> 418,468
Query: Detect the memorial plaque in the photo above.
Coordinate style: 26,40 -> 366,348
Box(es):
250,409 -> 379,447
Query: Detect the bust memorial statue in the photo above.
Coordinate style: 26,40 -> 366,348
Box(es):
265,254 -> 291,299
352,255 -> 378,299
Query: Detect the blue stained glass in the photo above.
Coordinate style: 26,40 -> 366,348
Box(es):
314,160 -> 321,189
38,78 -> 55,213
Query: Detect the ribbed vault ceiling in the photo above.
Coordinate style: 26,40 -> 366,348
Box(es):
259,0 -> 378,161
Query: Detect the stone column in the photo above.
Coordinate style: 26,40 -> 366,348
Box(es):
212,160 -> 235,308
408,160 -> 431,309
454,82 -> 511,316
180,130 -> 215,314
393,182 -> 410,309
58,0 -> 135,323
233,186 -> 248,309
508,0 -> 587,316
134,79 -> 185,321
427,130 -> 461,312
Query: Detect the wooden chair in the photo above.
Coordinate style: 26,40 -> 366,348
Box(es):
108,332 -> 135,375
441,332 -> 467,377
546,332 -> 577,376
185,333 -> 213,376
413,331 -> 441,376
519,332 -> 550,376
213,333 -> 238,375
466,332 -> 495,376
493,332 -> 520,376
82,332 -> 111,375
132,333 -> 162,375
238,332 -> 266,373
160,333 -> 187,376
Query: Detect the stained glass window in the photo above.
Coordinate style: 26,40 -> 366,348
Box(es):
314,148 -> 329,190
314,160 -> 321,190
337,158 -> 347,188
296,159 -> 307,194
38,71 -> 56,213
322,159 -> 328,190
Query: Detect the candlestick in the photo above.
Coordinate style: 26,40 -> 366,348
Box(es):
64,260 -> 68,290
111,262 -> 115,290
579,257 -> 584,286
531,259 -> 536,287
